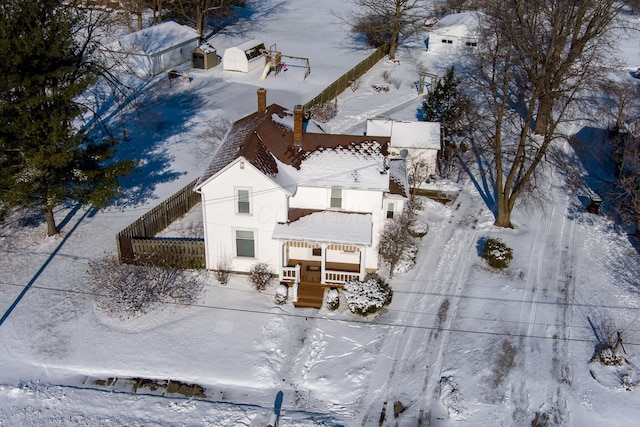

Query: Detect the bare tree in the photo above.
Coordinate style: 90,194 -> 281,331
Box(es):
471,0 -> 623,228
610,131 -> 640,235
172,0 -> 245,42
378,206 -> 417,277
349,0 -> 429,59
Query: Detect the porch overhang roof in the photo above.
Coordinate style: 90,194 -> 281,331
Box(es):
272,211 -> 372,246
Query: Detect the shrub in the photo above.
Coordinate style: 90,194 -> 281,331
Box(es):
344,274 -> 393,316
275,284 -> 289,305
214,255 -> 232,285
249,262 -> 274,292
88,254 -> 204,318
309,101 -> 337,123
326,288 -> 340,311
482,237 -> 513,269
410,220 -> 429,238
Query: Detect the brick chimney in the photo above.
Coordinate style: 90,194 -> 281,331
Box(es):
293,104 -> 303,146
257,88 -> 267,113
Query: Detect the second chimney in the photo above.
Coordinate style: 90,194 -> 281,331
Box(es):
293,105 -> 303,146
257,88 -> 267,113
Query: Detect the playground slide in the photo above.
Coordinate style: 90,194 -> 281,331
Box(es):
260,64 -> 270,80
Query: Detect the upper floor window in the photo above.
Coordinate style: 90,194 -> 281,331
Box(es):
236,188 -> 251,214
386,202 -> 395,219
330,188 -> 343,208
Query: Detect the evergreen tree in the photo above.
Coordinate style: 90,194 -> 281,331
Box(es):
422,66 -> 468,176
422,66 -> 467,135
0,0 -> 135,236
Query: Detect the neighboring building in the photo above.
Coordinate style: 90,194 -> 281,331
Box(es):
108,21 -> 200,76
222,39 -> 267,73
426,11 -> 479,54
366,119 -> 441,176
192,42 -> 220,70
195,89 -> 409,307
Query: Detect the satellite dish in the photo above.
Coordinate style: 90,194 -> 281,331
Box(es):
399,149 -> 409,159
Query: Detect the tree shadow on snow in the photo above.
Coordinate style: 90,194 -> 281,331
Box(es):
567,126 -> 639,252
457,137 -> 498,217
108,87 -> 205,208
213,0 -> 289,40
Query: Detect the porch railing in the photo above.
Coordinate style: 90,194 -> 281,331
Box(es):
280,264 -> 301,303
324,270 -> 362,284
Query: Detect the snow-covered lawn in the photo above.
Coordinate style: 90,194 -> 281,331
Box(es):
1,1 -> 640,426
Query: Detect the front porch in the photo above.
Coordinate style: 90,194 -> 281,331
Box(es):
272,211 -> 374,308
279,243 -> 367,308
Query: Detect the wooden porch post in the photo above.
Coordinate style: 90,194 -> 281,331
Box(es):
359,246 -> 366,280
278,242 -> 285,282
320,243 -> 327,284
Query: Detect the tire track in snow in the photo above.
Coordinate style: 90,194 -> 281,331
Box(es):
358,191 -> 481,426
510,186 -> 574,425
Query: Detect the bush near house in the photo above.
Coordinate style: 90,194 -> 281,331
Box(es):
275,284 -> 288,304
482,237 -> 513,269
344,274 -> 393,316
88,254 -> 204,318
249,262 -> 274,292
326,288 -> 340,311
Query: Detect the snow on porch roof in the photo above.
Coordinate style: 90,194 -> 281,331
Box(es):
273,211 -> 373,245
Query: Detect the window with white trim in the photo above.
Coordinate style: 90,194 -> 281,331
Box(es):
386,202 -> 395,219
235,230 -> 255,257
236,188 -> 251,214
330,188 -> 343,208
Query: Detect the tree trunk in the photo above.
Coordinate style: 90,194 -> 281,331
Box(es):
534,94 -> 553,135
494,195 -> 513,228
45,206 -> 58,236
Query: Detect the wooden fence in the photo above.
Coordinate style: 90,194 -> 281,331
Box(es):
116,178 -> 205,268
303,44 -> 390,111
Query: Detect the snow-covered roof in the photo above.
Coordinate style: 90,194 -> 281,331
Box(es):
116,21 -> 199,56
273,211 -> 372,245
196,42 -> 216,54
196,102 -> 399,194
429,12 -> 479,37
234,38 -> 265,52
366,119 -> 441,150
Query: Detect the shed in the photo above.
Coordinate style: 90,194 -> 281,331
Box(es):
223,39 -> 267,73
366,119 -> 441,175
111,21 -> 199,76
192,42 -> 219,70
427,12 -> 479,54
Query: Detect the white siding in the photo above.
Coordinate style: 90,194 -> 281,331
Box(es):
199,160 -> 288,272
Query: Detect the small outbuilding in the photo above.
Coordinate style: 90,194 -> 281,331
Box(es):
366,119 -> 441,176
110,21 -> 199,76
192,42 -> 219,70
223,39 -> 267,73
426,12 -> 479,54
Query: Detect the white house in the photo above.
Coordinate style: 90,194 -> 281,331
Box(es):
366,119 -> 441,176
109,21 -> 200,76
195,89 -> 409,307
222,39 -> 267,73
427,11 -> 479,54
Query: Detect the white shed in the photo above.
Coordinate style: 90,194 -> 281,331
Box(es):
111,21 -> 199,76
427,12 -> 479,54
223,39 -> 267,73
366,119 -> 441,175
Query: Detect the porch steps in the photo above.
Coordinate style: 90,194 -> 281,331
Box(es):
293,283 -> 325,309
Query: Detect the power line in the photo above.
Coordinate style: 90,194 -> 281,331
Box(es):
0,279 -> 638,347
